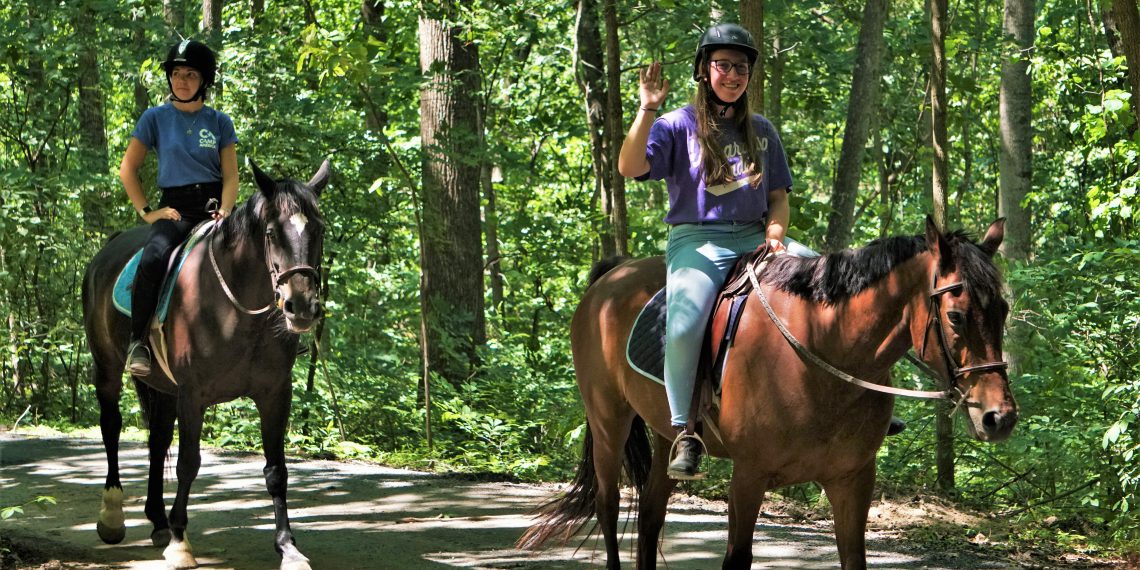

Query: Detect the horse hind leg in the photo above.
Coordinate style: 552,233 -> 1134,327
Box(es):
636,430 -> 678,570
137,382 -> 176,547
94,361 -> 127,544
588,413 -> 638,570
164,398 -> 204,570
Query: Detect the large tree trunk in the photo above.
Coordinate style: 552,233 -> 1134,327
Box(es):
929,0 -> 954,494
202,0 -> 222,38
740,0 -> 765,115
1109,0 -> 1140,130
823,0 -> 887,252
75,1 -> 111,236
574,0 -> 613,258
418,1 -> 486,388
1000,0 -> 1034,261
603,0 -> 628,256
164,0 -> 184,40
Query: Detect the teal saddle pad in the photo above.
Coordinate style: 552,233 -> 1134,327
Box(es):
112,222 -> 214,323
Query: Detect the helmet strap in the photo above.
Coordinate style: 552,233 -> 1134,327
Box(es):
705,82 -> 745,117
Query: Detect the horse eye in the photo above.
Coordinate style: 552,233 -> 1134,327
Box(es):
947,310 -> 966,330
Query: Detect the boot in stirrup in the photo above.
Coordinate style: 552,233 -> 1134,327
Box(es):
666,426 -> 706,481
126,339 -> 152,377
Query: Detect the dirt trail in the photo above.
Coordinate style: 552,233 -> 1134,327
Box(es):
1,434 -> 1024,569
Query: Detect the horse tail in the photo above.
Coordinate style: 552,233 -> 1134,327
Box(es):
586,256 -> 630,287
517,415 -> 651,550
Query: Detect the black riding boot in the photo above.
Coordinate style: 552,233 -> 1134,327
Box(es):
666,426 -> 706,480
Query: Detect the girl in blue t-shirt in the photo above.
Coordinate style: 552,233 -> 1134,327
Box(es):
120,39 -> 239,377
618,23 -> 794,480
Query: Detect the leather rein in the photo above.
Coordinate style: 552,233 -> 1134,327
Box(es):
208,222 -> 321,316
746,254 -> 1008,406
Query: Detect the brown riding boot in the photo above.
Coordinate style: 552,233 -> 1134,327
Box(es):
666,426 -> 706,480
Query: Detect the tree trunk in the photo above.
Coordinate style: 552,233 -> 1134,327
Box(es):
133,7 -> 151,115
929,0 -> 954,494
824,0 -> 887,252
574,0 -> 614,258
929,0 -> 949,230
1000,0 -> 1034,261
164,0 -> 184,41
769,27 -> 784,130
418,1 -> 487,388
76,0 -> 111,236
603,0 -> 628,256
1110,0 -> 1140,130
740,0 -> 765,115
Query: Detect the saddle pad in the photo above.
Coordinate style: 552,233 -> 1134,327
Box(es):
626,288 -> 668,385
112,221 -> 215,322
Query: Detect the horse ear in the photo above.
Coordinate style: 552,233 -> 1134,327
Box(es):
248,158 -> 277,198
307,159 -> 331,196
925,215 -> 955,271
979,218 -> 1006,258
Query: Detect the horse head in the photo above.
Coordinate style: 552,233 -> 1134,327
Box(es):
919,216 -> 1018,442
248,159 -> 329,334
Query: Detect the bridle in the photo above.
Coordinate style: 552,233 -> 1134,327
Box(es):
208,221 -> 321,316
748,253 -> 1008,409
920,272 -> 1009,409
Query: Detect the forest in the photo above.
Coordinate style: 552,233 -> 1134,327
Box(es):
1,0 -> 1138,563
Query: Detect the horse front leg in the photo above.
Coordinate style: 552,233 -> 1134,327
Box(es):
636,432 -> 677,569
95,366 -> 126,544
821,462 -> 875,570
138,383 -> 177,547
164,396 -> 204,570
722,467 -> 768,570
256,388 -> 311,570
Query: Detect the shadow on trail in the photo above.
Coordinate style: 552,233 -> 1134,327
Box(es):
0,435 -> 1009,569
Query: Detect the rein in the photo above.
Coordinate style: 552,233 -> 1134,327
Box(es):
746,253 -> 1005,404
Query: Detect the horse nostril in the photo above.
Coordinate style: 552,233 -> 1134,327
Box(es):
284,300 -> 295,314
983,410 -> 1009,431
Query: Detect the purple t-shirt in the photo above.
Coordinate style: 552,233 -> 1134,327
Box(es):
637,105 -> 793,225
131,102 -> 238,189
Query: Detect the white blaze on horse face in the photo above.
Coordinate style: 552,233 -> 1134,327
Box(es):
289,213 -> 308,235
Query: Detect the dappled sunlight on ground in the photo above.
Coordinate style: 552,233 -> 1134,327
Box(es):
2,434 -> 1019,569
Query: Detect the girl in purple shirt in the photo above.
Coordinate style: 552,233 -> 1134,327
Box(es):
618,23 -> 794,480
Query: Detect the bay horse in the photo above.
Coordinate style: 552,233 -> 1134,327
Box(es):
520,217 -> 1018,569
81,159 -> 329,570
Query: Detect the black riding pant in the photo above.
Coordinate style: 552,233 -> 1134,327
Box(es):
130,182 -> 221,341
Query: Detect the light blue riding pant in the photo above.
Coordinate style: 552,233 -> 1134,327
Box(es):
665,222 -> 765,427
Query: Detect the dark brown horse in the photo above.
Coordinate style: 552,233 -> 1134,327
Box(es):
521,217 -> 1018,569
82,160 -> 329,570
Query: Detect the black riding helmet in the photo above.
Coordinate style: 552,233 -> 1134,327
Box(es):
692,23 -> 759,81
163,39 -> 217,102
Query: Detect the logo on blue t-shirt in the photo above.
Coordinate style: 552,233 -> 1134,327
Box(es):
198,129 -> 217,150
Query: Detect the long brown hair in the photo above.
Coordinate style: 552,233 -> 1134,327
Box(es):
691,52 -> 764,187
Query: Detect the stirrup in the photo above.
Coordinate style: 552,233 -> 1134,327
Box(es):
126,341 -> 152,377
666,430 -> 707,481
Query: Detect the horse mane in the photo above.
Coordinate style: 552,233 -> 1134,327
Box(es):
760,230 -> 1002,305
220,177 -> 322,248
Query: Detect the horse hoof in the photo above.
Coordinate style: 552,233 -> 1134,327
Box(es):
280,558 -> 312,570
163,539 -> 198,569
96,520 -> 126,544
151,528 -> 172,547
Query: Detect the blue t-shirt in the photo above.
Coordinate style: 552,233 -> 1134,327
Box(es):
131,102 -> 238,189
637,105 -> 793,225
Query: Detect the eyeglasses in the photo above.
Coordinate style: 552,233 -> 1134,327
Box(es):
171,70 -> 202,82
710,59 -> 751,76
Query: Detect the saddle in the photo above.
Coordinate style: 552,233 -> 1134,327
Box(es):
625,242 -> 773,392
112,221 -> 216,384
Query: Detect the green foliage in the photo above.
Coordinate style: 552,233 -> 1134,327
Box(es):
1,496 -> 56,520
